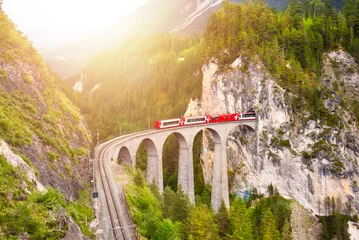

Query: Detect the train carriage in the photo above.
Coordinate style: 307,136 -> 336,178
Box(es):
240,111 -> 256,120
154,118 -> 183,129
154,111 -> 256,129
209,113 -> 239,123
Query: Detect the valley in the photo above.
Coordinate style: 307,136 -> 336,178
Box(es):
1,0 -> 359,239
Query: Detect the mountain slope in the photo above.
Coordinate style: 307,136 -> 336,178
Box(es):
47,0 -> 344,78
66,2 -> 359,236
0,10 -> 93,238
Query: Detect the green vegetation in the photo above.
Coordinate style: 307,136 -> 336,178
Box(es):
127,169 -> 294,240
0,10 -> 93,238
66,34 -> 203,139
0,69 -> 7,81
319,213 -> 352,240
271,136 -> 291,148
23,73 -> 33,85
0,13 -> 39,63
0,10 -> 90,155
162,135 -> 179,191
0,155 -> 94,239
202,0 -> 358,126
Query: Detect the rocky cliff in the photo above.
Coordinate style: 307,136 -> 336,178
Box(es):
0,57 -> 92,199
0,11 -> 93,238
0,11 -> 92,200
185,50 -> 359,216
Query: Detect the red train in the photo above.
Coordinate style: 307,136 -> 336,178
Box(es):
154,111 -> 256,129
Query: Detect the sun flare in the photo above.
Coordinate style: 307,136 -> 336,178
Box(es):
3,0 -> 148,46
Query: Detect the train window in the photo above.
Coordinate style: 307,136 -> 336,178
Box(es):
187,117 -> 206,123
243,114 -> 256,118
163,120 -> 180,126
212,116 -> 218,120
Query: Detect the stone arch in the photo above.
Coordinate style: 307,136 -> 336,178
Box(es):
118,146 -> 132,165
162,132 -> 188,191
192,127 -> 227,210
238,122 -> 256,132
192,127 -> 221,187
138,138 -> 160,185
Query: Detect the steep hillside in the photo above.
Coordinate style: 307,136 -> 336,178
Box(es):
66,0 -> 359,238
47,0 -> 345,78
66,34 -> 203,138
0,10 -> 93,238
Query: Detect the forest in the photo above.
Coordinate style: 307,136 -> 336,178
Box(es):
65,0 -> 359,140
63,0 -> 359,239
127,169 -> 353,239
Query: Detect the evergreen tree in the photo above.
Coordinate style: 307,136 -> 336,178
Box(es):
281,218 -> 292,240
154,219 -> 182,240
188,206 -> 220,240
241,210 -> 255,240
215,200 -> 230,239
268,183 -> 274,196
172,186 -> 191,223
230,198 -> 248,237
134,169 -> 145,187
260,209 -> 281,240
163,186 -> 176,219
149,179 -> 162,202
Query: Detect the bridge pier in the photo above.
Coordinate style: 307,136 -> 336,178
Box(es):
178,139 -> 195,203
210,132 -> 230,212
131,154 -> 136,167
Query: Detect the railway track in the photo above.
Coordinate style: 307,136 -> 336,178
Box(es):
96,135 -> 141,240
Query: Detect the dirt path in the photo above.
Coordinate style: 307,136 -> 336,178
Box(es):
109,160 -> 131,186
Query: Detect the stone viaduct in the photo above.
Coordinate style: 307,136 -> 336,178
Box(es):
101,121 -> 256,211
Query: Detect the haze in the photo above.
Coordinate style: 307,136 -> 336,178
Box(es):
3,0 -> 148,48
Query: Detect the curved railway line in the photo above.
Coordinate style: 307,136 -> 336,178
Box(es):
94,120 -> 255,239
96,133 -> 152,239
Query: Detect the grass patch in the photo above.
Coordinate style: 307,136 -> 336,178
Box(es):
0,69 -> 8,81
23,73 -> 33,85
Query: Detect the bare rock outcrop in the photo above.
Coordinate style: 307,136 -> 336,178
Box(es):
186,51 -> 359,216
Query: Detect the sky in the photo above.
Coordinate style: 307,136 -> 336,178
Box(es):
2,0 -> 148,48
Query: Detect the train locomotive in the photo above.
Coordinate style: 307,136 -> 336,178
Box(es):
154,111 -> 256,129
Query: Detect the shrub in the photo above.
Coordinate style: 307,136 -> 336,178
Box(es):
0,69 -> 8,81
47,152 -> 58,162
279,139 -> 291,148
23,73 -> 33,85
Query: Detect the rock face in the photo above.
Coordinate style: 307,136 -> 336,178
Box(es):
0,55 -> 92,200
290,201 -> 322,240
62,217 -> 89,240
185,51 -> 359,216
0,140 -> 44,191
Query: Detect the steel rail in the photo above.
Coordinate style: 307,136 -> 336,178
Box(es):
97,141 -> 126,240
97,134 -> 139,239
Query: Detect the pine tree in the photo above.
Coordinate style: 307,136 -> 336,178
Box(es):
215,200 -> 230,239
281,218 -> 292,240
311,0 -> 324,18
163,186 -> 176,219
241,210 -> 255,240
268,183 -> 274,196
154,219 -> 182,240
172,186 -> 191,223
134,169 -> 145,187
230,198 -> 248,237
260,209 -> 281,240
188,206 -> 220,240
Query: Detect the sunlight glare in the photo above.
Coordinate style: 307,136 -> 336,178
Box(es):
3,0 -> 148,46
